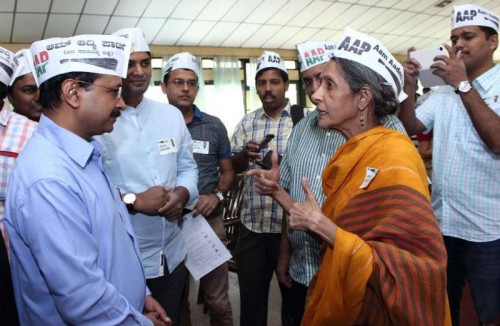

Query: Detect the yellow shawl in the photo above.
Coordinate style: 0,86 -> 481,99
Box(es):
302,126 -> 450,325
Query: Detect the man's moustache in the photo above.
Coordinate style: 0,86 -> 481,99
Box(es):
110,109 -> 121,118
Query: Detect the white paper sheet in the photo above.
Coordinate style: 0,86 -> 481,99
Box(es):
180,212 -> 232,281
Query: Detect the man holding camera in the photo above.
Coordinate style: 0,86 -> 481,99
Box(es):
400,4 -> 500,324
231,51 -> 304,326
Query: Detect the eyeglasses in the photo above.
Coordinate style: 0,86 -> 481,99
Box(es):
76,80 -> 122,99
167,79 -> 198,89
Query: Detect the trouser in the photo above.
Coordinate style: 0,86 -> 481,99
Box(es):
147,260 -> 187,326
444,236 -> 500,325
290,279 -> 308,326
179,216 -> 233,326
235,226 -> 294,326
0,230 -> 19,326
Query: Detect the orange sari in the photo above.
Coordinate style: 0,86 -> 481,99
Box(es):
302,126 -> 450,325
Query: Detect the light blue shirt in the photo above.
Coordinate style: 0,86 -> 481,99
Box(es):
280,111 -> 406,286
416,64 -> 500,242
5,115 -> 151,325
97,97 -> 198,277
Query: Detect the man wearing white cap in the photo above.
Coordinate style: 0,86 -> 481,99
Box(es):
231,50 -> 300,326
4,35 -> 170,325
0,48 -> 37,229
247,41 -> 406,325
162,52 -> 234,326
0,45 -> 30,326
8,49 -> 42,122
401,4 -> 500,324
98,28 -> 198,326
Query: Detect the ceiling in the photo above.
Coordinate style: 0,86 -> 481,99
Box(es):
1,0 -> 499,60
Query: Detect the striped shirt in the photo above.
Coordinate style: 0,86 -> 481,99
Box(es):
230,101 -> 297,233
0,105 -> 37,225
416,64 -> 500,242
280,110 -> 406,286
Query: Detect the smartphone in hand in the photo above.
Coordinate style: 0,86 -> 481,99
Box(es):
409,46 -> 449,87
258,134 -> 275,150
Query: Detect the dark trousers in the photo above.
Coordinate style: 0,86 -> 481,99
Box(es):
235,226 -> 293,326
444,236 -> 500,325
0,231 -> 19,326
290,280 -> 308,326
146,260 -> 187,326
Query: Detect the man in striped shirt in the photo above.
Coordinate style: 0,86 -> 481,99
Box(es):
0,45 -> 36,326
230,51 -> 295,326
0,47 -> 37,234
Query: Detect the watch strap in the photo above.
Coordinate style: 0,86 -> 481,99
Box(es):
213,191 -> 224,201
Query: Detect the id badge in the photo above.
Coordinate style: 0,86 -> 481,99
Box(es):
359,167 -> 379,189
192,140 -> 209,154
157,138 -> 178,155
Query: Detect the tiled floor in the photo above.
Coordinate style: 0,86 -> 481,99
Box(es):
187,271 -> 282,326
187,273 -> 482,325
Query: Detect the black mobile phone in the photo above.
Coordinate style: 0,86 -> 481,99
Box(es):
258,134 -> 275,150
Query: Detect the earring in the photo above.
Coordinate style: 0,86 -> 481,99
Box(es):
360,113 -> 365,127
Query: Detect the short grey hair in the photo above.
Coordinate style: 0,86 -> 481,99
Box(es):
332,57 -> 398,121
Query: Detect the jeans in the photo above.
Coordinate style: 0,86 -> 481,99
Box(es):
444,236 -> 500,325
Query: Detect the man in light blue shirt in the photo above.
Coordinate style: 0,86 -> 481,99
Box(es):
98,28 -> 198,326
5,35 -> 170,325
401,4 -> 500,324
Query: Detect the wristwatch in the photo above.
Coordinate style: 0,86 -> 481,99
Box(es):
123,193 -> 137,212
454,81 -> 472,94
213,191 -> 224,202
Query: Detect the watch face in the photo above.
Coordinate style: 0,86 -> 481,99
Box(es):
124,193 -> 136,205
459,81 -> 471,92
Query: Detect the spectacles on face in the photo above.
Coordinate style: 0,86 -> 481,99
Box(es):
76,80 -> 122,99
167,79 -> 199,89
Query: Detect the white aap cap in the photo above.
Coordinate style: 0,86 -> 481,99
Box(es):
112,27 -> 150,53
30,34 -> 132,86
296,40 -> 337,73
0,46 -> 15,87
162,52 -> 199,80
451,4 -> 499,32
10,49 -> 36,86
256,51 -> 287,76
334,28 -> 407,102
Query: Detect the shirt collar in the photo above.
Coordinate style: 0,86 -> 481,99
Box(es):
123,97 -> 148,114
473,64 -> 500,93
259,99 -> 291,119
0,103 -> 12,127
193,105 -> 203,121
309,108 -> 320,127
37,115 -> 96,168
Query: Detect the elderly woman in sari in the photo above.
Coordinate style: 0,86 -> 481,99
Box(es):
248,28 -> 450,325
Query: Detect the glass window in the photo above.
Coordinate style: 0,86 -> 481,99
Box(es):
284,60 -> 297,70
